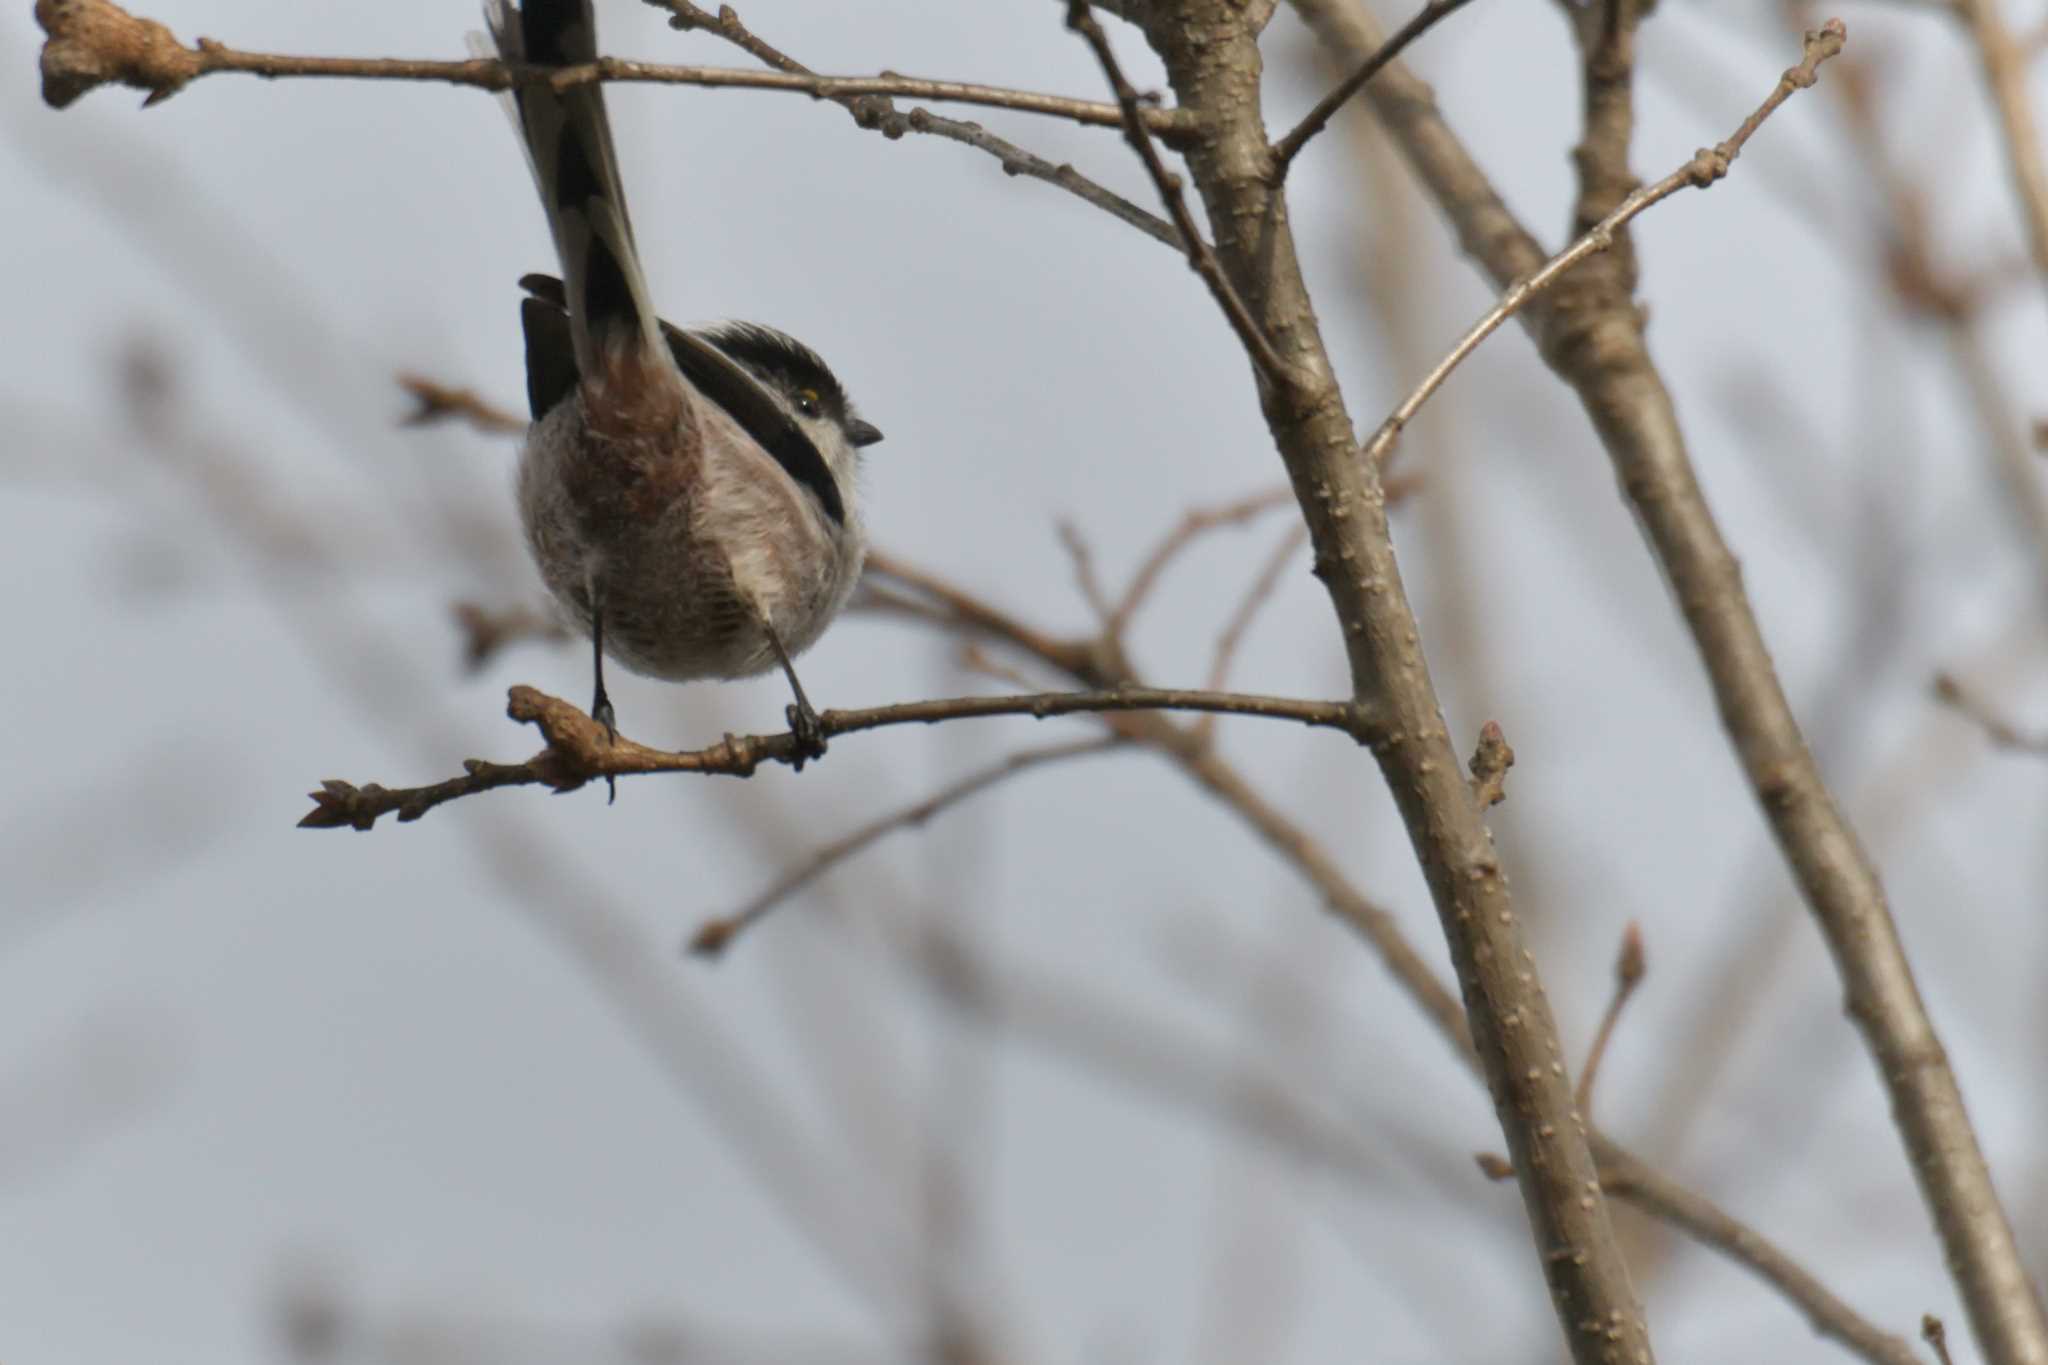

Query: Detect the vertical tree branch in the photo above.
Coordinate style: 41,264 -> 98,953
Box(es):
1292,3 -> 2048,1360
1955,0 -> 2048,294
1126,6 -> 1654,1361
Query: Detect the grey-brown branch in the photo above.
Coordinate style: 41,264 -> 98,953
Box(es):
298,684 -> 1380,830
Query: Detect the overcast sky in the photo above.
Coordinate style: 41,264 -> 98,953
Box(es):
4,2 -> 2045,1362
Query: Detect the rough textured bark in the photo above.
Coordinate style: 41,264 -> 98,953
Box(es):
1133,5 -> 1655,1360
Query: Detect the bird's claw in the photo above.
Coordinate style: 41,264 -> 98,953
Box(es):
786,699 -> 828,770
592,691 -> 618,804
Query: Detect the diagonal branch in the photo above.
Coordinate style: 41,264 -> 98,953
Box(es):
647,0 -> 1179,244
1954,0 -> 2048,296
1065,0 -> 1302,389
1297,0 -> 2045,1354
1593,1148 -> 1924,1365
1203,522 -> 1309,698
1269,0 -> 1481,178
690,736 -> 1128,956
1112,486 -> 1300,635
1360,21 -> 1846,467
1934,672 -> 2048,756
870,549 -> 1923,1365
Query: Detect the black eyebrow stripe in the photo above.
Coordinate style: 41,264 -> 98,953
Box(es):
665,325 -> 846,526
517,274 -> 844,526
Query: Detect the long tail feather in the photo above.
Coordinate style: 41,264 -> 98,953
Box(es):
483,0 -> 661,378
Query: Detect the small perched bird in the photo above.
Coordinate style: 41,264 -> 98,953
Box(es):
483,0 -> 880,769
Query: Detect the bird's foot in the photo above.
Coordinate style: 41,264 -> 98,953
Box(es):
786,698 -> 829,771
592,689 -> 618,804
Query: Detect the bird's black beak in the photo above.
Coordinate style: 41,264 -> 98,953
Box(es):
847,419 -> 884,448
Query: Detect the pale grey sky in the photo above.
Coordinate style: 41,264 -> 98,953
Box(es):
4,2 -> 2044,1362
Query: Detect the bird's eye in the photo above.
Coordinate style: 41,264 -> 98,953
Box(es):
795,388 -> 822,417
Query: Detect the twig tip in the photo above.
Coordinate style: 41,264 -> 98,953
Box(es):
689,919 -> 736,958
1616,921 -> 1646,989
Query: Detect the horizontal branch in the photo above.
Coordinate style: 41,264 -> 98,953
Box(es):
300,683 -> 1381,830
34,0 -> 1187,142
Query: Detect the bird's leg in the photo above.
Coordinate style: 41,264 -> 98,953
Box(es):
765,623 -> 827,769
589,584 -> 618,804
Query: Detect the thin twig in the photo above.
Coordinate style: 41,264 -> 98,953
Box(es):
1112,486 -> 1299,635
397,373 -> 524,435
1360,19 -> 1848,468
1575,922 -> 1646,1116
449,601 -> 569,673
1596,1149 -> 1925,1365
1933,673 -> 2048,755
1954,0 -> 2048,295
1269,0 -> 1481,177
865,551 -> 1101,680
298,683 -> 1381,830
1202,522 -> 1309,700
650,0 -> 804,71
647,0 -> 1181,243
1064,0 -> 1301,390
690,737 -> 1126,956
897,108 -> 1179,246
955,642 -> 1054,695
1057,520 -> 1117,625
1925,1316 -> 1957,1365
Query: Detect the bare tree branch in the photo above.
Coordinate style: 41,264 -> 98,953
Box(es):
298,683 -> 1379,830
1203,522 -> 1309,697
449,601 -> 569,673
1124,0 -> 1655,1353
1112,486 -> 1299,635
1270,0 -> 1481,177
1934,672 -> 2048,755
1596,1150 -> 1925,1365
1361,23 -> 1846,467
800,537 -> 1933,1365
647,0 -> 1182,243
1566,8 -> 2047,1358
1296,1 -> 2047,1356
36,0 -> 1182,247
691,737 -> 1127,956
1575,922 -> 1645,1116
33,0 -> 1185,137
1066,0 -> 1302,389
397,373 -> 523,435
1954,0 -> 2048,295
893,108 -> 1180,247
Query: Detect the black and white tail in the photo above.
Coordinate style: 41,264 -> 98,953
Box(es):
484,0 -> 662,380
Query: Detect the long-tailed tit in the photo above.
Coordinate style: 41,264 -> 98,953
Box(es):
482,0 -> 880,768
